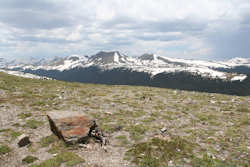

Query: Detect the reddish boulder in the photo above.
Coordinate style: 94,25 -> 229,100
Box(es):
47,111 -> 97,144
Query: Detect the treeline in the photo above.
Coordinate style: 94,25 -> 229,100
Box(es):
23,66 -> 250,96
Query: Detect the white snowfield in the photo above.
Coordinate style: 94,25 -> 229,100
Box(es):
0,69 -> 51,80
231,75 -> 247,82
4,52 -> 250,82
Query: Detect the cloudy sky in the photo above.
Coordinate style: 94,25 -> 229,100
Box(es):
1,0 -> 250,61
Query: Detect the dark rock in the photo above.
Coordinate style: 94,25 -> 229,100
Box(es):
114,125 -> 123,131
18,134 -> 31,147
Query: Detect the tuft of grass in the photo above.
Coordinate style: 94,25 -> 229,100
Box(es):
10,130 -> 22,139
125,124 -> 147,141
0,144 -> 11,155
12,123 -> 21,127
48,140 -> 67,154
22,155 -> 38,164
125,136 -> 194,167
115,135 -> 130,146
28,143 -> 38,153
30,152 -> 84,167
240,117 -> 250,126
0,128 -> 11,133
24,119 -> 44,129
191,154 -> 237,167
40,135 -> 57,147
18,112 -> 32,119
237,107 -> 250,113
0,129 -> 22,139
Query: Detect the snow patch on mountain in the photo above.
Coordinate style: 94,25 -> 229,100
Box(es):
3,51 -> 250,82
226,57 -> 250,66
231,75 -> 247,82
0,69 -> 51,79
113,52 -> 120,64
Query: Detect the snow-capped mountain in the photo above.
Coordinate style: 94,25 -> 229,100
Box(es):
2,51 -> 250,96
3,51 -> 250,82
89,51 -> 132,65
226,57 -> 250,66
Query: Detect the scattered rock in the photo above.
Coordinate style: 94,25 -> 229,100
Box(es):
210,100 -> 216,104
78,143 -> 87,148
90,127 -> 108,145
113,125 -> 123,131
104,111 -> 112,115
160,127 -> 167,134
47,111 -> 106,145
17,134 -> 31,147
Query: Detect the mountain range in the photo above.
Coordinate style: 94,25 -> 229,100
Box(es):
1,51 -> 250,95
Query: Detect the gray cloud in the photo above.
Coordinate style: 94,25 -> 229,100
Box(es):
0,0 -> 250,60
204,13 -> 250,60
207,28 -> 250,60
0,0 -> 73,30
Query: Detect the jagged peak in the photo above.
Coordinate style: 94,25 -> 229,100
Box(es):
138,53 -> 158,61
89,51 -> 128,64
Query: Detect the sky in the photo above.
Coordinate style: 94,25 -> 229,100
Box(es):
0,0 -> 250,61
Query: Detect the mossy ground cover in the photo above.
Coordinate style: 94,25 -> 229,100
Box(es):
30,152 -> 84,167
0,144 -> 11,155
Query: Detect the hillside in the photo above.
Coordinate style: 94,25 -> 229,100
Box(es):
0,72 -> 249,167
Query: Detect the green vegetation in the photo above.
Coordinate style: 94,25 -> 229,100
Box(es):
0,144 -> 11,155
125,124 -> 147,141
191,154 -> 236,167
10,130 -> 22,139
115,135 -> 129,146
25,119 -> 44,129
0,129 -> 11,133
237,107 -> 250,113
18,112 -> 32,119
30,152 -> 84,167
125,137 -> 194,167
40,135 -> 57,147
22,155 -> 38,164
0,129 -> 22,139
48,140 -> 68,154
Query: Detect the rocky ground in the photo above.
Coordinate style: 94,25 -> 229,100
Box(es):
0,72 -> 249,167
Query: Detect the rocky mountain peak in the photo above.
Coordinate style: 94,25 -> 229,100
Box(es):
138,53 -> 157,61
89,51 -> 127,64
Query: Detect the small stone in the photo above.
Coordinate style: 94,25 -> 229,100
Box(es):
160,127 -> 167,133
18,134 -> 31,147
78,144 -> 87,148
52,153 -> 58,157
210,100 -> 216,104
102,146 -> 108,153
114,125 -> 123,131
105,112 -> 112,115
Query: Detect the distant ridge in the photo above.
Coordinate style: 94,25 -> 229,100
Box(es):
1,51 -> 250,96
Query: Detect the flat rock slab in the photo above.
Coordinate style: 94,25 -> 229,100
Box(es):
47,111 -> 96,144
